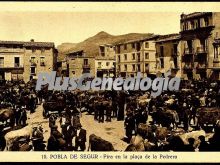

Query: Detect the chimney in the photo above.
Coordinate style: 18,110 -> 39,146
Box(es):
30,39 -> 34,42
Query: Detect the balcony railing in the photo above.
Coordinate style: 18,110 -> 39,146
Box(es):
82,64 -> 90,68
184,48 -> 194,55
183,64 -> 193,69
196,63 -> 207,69
0,64 -> 23,68
14,63 -> 23,68
213,58 -> 220,68
196,47 -> 208,54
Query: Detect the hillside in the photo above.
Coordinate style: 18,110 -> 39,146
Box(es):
57,43 -> 77,61
57,31 -> 155,61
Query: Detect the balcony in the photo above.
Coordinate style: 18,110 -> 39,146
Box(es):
184,48 -> 194,55
183,64 -> 193,70
14,63 -> 23,68
0,64 -> 24,70
82,64 -> 90,69
213,58 -> 220,68
196,63 -> 207,69
196,47 -> 208,54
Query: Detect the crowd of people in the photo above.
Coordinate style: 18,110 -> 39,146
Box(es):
0,78 -> 220,151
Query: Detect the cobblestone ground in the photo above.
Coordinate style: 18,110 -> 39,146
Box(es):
26,104 -> 128,151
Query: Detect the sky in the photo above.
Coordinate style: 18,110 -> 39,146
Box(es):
0,2 -> 218,46
0,12 -> 181,46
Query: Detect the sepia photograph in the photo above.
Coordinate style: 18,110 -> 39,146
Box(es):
0,2 -> 220,163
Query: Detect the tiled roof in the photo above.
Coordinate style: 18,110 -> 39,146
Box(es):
24,42 -> 54,48
155,33 -> 180,42
114,35 -> 160,45
181,12 -> 212,21
0,40 -> 54,48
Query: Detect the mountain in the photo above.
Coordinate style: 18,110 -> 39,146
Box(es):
57,31 -> 155,61
57,43 -> 77,61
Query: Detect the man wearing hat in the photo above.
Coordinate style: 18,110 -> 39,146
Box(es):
124,109 -> 135,143
63,120 -> 75,151
74,123 -> 86,151
19,106 -> 27,127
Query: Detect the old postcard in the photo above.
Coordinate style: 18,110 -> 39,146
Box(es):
0,1 -> 220,163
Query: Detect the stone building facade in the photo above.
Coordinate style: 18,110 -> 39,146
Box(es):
180,12 -> 220,80
95,44 -> 116,77
0,40 -> 57,82
155,34 -> 182,78
67,50 -> 96,78
115,35 -> 159,78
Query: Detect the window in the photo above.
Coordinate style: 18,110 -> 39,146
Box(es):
145,42 -> 149,48
118,65 -> 120,71
106,62 -> 109,66
124,64 -> 127,71
30,57 -> 36,66
117,45 -> 121,54
31,67 -> 36,74
145,53 -> 149,59
124,54 -> 127,61
30,57 -> 35,63
0,57 -> 4,67
204,17 -> 209,26
84,59 -> 88,65
72,71 -> 75,75
132,53 -> 135,60
191,21 -> 195,29
160,58 -> 164,68
132,43 -> 135,49
124,44 -> 127,50
137,64 -> 141,72
98,62 -> 102,68
145,64 -> 149,73
40,57 -> 45,66
132,64 -> 135,71
118,55 -> 120,62
136,42 -> 141,51
160,46 -> 164,57
14,57 -> 20,67
137,53 -> 140,62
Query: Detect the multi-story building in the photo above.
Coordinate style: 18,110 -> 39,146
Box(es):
155,34 -> 181,77
115,35 -> 159,78
180,12 -> 220,80
66,50 -> 95,78
95,44 -> 116,77
212,38 -> 220,79
0,39 -> 57,82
